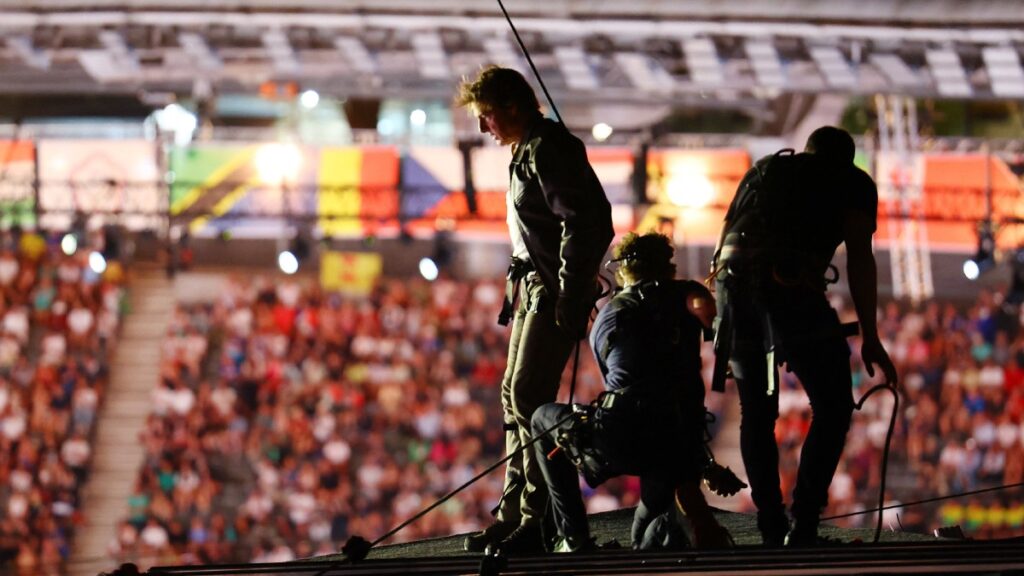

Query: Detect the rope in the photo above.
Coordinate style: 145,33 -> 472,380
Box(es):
851,383 -> 900,543
495,0 -> 564,125
822,481 -> 1024,523
324,411 -> 576,569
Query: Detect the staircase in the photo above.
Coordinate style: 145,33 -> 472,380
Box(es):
70,267 -> 174,576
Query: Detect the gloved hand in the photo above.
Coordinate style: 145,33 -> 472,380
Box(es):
703,461 -> 747,497
556,293 -> 590,340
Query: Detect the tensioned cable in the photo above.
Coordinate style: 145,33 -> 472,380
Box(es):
495,0 -> 563,125
822,481 -> 1024,523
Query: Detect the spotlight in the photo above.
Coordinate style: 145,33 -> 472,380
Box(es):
278,250 -> 299,275
410,109 -> 427,127
419,257 -> 439,282
965,221 -> 996,281
963,259 -> 981,281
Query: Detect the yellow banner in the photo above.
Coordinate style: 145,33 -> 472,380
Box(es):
320,251 -> 382,295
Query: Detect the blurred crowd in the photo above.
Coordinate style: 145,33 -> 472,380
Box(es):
111,275 -> 621,566
0,266 -> 988,568
0,229 -> 126,574
771,289 -> 1024,539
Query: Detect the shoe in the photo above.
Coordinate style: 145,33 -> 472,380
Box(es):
784,518 -> 825,548
757,511 -> 790,548
553,534 -> 596,553
464,520 -> 517,552
496,523 -> 545,555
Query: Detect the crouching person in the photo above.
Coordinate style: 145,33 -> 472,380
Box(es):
530,232 -> 733,553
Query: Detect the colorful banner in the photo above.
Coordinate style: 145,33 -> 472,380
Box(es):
170,142 -> 319,235
37,140 -> 162,230
0,140 -> 36,228
876,152 -> 1024,250
318,146 -> 399,237
401,146 -> 464,219
169,143 -> 400,237
320,251 -> 383,295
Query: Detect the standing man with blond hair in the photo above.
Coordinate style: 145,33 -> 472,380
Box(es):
456,65 -> 613,554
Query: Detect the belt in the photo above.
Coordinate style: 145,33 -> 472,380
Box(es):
498,257 -> 534,326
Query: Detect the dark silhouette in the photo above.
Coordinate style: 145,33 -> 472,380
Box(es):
533,233 -> 732,552
711,126 -> 898,547
456,65 -> 614,554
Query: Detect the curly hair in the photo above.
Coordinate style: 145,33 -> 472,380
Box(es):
455,65 -> 540,113
614,232 -> 676,283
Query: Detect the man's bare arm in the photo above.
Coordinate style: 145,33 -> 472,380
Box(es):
845,210 -> 898,386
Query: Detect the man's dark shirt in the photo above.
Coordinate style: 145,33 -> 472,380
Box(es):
508,117 -> 614,301
588,280 -> 710,477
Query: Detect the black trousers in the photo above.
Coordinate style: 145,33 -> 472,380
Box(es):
531,402 -> 682,546
726,288 -> 854,525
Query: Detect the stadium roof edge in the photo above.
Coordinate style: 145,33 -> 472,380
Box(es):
2,0 -> 1024,27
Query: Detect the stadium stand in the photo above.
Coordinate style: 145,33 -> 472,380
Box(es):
107,270 -> 1024,568
0,229 -> 127,573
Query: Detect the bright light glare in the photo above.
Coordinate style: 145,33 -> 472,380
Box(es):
61,234 -> 78,256
153,103 -> 198,146
419,257 -> 439,281
88,251 -> 107,274
278,250 -> 299,275
410,109 -> 427,126
963,259 -> 980,281
255,143 -> 303,185
300,90 -> 320,109
665,166 -> 715,208
591,122 -> 613,142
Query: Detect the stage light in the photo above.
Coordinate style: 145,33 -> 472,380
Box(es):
592,122 -> 613,142
300,90 -> 320,109
410,108 -> 427,127
965,221 -> 996,281
255,143 -> 302,186
61,233 -> 78,256
665,163 -> 715,209
278,250 -> 299,275
88,251 -> 107,275
419,257 -> 439,282
963,259 -> 981,281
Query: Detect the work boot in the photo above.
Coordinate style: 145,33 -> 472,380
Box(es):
464,520 -> 517,552
553,533 -> 596,553
757,510 -> 790,548
496,523 -> 545,555
784,517 -> 820,548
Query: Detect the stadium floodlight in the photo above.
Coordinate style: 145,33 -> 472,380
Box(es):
61,233 -> 78,256
88,251 -> 107,275
278,250 -> 299,275
419,257 -> 439,282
